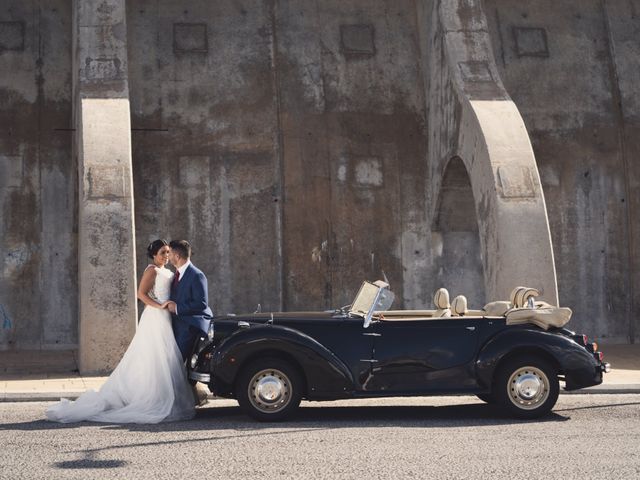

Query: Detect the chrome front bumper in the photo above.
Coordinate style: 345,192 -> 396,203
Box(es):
189,371 -> 211,383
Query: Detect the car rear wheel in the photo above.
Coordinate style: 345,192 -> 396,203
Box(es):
235,357 -> 302,421
495,355 -> 559,419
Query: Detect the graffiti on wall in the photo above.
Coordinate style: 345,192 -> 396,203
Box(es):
1,304 -> 12,330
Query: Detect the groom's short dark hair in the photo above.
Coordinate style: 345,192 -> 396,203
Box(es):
169,240 -> 192,259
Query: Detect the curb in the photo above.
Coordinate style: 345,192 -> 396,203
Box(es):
2,387 -> 639,402
1,393 -> 83,403
561,384 -> 640,394
0,392 -> 221,403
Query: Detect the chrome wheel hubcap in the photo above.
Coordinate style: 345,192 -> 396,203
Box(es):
507,366 -> 550,410
248,369 -> 291,414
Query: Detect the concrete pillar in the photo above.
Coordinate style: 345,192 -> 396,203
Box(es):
423,0 -> 559,305
73,0 -> 137,373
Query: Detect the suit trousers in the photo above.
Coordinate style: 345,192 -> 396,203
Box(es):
172,320 -> 202,361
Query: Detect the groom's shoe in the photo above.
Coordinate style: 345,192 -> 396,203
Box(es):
192,383 -> 209,407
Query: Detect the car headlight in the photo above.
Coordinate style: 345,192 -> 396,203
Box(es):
207,322 -> 215,341
190,353 -> 198,369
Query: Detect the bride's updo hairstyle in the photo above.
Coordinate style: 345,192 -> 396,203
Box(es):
147,239 -> 168,259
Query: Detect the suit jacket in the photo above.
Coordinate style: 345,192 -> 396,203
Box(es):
170,263 -> 213,334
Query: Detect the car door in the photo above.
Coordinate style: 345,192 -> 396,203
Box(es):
363,317 -> 482,393
292,316 -> 376,391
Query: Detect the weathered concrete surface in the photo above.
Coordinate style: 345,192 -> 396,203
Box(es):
127,0 -> 284,316
0,1 -> 76,350
127,0 -> 430,313
75,0 -> 137,372
422,0 -> 558,307
484,0 -> 639,342
431,157 -> 486,306
2,0 -> 639,368
277,0 -> 429,311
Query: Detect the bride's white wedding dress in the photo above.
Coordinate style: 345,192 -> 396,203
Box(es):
46,266 -> 195,423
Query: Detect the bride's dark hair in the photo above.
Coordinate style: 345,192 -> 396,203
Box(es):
147,239 -> 168,259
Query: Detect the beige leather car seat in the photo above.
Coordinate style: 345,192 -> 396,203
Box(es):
483,286 -> 539,316
451,295 -> 468,316
509,286 -> 526,307
483,301 -> 511,316
433,288 -> 451,317
515,287 -> 540,308
504,285 -> 572,329
482,286 -> 526,316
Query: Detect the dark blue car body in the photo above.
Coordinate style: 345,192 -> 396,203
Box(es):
187,309 -> 607,420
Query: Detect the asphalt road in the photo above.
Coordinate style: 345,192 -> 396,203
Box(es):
1,395 -> 639,480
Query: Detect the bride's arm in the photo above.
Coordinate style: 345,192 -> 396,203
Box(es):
137,267 -> 164,309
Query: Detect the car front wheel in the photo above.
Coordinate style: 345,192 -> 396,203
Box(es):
495,355 -> 559,419
235,357 -> 303,421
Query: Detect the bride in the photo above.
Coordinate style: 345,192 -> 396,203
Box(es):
46,239 -> 195,423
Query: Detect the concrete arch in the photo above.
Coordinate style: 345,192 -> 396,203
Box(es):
423,0 -> 558,305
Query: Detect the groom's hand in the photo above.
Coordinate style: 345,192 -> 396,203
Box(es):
166,301 -> 177,314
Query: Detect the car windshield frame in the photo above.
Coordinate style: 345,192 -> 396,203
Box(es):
348,280 -> 395,328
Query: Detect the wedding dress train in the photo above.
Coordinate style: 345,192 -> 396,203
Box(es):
46,266 -> 195,423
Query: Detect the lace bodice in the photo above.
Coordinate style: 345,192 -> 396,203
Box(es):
149,266 -> 174,303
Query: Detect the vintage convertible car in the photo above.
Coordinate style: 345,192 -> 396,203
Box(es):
188,281 -> 610,421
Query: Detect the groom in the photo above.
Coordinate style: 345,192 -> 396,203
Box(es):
166,240 -> 213,361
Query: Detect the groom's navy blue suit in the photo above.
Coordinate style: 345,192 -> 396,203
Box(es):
170,263 -> 213,361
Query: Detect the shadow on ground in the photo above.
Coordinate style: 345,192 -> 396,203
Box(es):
0,401 -> 576,433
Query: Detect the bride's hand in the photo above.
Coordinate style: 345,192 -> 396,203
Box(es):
161,301 -> 177,313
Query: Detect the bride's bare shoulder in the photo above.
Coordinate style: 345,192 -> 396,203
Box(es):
142,264 -> 159,275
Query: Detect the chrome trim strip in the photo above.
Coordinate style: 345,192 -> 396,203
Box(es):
189,371 -> 211,383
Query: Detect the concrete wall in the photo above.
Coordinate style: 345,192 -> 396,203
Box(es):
126,0 -> 431,314
0,1 -> 76,350
127,0 -> 283,316
484,0 -> 639,342
277,0 -> 429,310
1,0 -> 638,361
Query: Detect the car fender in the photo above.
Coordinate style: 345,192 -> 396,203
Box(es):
476,327 -> 598,389
210,325 -> 355,396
